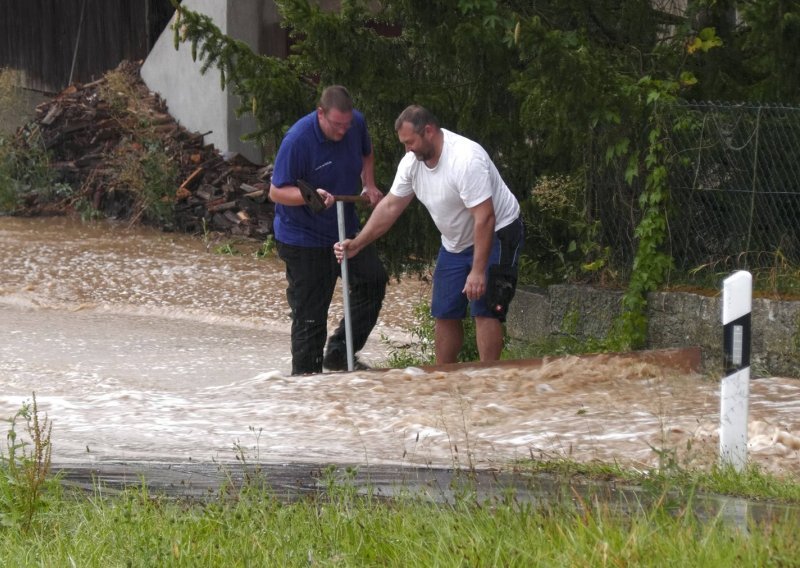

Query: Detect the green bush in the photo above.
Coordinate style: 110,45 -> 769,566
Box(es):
0,131 -> 67,213
111,138 -> 178,226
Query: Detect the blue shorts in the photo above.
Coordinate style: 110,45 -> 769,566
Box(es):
431,239 -> 501,320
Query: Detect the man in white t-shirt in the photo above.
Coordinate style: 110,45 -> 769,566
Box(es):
335,105 -> 524,364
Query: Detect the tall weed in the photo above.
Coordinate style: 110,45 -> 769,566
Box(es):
0,393 -> 58,532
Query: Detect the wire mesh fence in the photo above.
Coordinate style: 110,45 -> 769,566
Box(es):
589,101 -> 800,288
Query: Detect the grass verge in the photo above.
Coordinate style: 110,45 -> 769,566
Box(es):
1,469 -> 799,566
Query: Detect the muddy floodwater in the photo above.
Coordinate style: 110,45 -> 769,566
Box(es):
1,216 -> 799,479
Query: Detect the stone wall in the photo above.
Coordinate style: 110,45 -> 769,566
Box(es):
506,285 -> 800,378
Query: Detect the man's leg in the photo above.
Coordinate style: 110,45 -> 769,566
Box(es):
326,242 -> 387,357
435,318 -> 464,365
431,246 -> 472,365
469,234 -> 506,362
277,242 -> 337,375
485,217 -> 525,320
474,316 -> 503,361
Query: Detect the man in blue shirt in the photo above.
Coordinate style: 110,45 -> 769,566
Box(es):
269,85 -> 387,374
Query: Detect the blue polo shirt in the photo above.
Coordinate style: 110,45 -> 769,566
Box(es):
271,110 -> 372,247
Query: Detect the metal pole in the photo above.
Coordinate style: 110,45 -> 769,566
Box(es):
336,201 -> 354,371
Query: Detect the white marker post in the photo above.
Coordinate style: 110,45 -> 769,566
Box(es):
336,201 -> 355,372
720,270 -> 752,471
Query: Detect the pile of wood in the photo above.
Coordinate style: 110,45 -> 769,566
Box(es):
19,60 -> 273,239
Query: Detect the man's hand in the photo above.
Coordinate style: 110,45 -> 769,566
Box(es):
269,183 -> 335,209
463,270 -> 487,301
333,192 -> 413,264
361,184 -> 384,208
317,188 -> 335,209
334,238 -> 362,264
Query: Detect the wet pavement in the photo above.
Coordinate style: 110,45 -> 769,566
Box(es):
52,460 -> 800,531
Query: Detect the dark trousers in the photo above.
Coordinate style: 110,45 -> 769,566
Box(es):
277,240 -> 388,375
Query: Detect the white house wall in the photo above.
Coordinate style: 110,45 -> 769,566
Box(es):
141,0 -> 263,164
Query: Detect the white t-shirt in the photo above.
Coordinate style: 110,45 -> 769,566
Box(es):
389,129 -> 520,253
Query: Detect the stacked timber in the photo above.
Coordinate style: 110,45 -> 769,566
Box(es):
17,60 -> 273,239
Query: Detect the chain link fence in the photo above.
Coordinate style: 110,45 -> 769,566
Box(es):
589,101 -> 800,287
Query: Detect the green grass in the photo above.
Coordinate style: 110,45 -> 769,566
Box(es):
1,473 -> 798,567
515,458 -> 800,504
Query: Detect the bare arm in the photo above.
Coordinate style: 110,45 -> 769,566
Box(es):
269,183 -> 335,209
360,149 -> 383,208
334,192 -> 414,261
463,197 -> 496,301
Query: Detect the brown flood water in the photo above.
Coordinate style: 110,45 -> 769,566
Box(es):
1,216 -> 799,478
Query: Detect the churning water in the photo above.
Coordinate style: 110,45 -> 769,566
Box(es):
1,216 -> 799,478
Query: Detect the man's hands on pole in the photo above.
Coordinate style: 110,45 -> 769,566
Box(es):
334,192 -> 415,265
334,239 -> 354,264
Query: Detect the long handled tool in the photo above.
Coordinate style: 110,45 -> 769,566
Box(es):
297,179 -> 367,213
336,200 -> 355,372
298,179 -> 358,371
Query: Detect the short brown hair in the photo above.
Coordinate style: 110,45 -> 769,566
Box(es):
394,105 -> 440,134
319,85 -> 354,113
